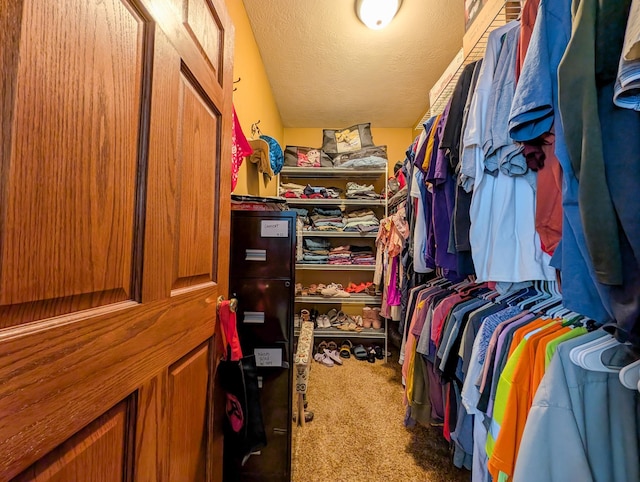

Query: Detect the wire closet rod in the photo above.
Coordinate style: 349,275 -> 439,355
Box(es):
415,0 -> 522,130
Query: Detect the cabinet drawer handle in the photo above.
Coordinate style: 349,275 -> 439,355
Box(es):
245,249 -> 267,261
244,311 -> 265,324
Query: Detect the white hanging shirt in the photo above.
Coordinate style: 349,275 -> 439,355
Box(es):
466,21 -> 555,283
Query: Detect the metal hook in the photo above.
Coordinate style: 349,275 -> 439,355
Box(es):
233,77 -> 241,92
250,120 -> 262,139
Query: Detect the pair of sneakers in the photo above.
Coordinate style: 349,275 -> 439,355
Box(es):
315,314 -> 331,328
321,283 -> 350,297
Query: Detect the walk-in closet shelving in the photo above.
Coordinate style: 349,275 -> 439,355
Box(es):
280,165 -> 388,359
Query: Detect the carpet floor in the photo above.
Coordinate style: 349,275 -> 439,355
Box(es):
291,350 -> 471,482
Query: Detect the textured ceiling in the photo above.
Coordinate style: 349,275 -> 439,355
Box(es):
242,0 -> 464,128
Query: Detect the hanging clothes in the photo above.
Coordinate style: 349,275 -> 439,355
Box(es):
231,106 -> 253,192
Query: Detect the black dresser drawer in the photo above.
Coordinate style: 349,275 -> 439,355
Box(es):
231,278 -> 293,344
230,212 -> 296,279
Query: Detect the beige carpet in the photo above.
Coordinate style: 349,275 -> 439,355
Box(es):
292,351 -> 471,482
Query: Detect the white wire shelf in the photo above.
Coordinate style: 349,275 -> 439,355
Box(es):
294,326 -> 385,339
280,167 -> 387,179
294,294 -> 381,304
296,263 -> 375,271
284,198 -> 386,207
300,231 -> 378,238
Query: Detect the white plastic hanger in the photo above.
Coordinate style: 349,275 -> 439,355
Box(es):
529,289 -> 562,313
570,332 -> 611,366
619,358 -> 640,389
580,337 -> 621,372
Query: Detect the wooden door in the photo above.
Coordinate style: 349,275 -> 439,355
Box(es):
0,0 -> 234,480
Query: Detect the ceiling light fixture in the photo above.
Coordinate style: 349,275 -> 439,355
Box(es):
355,0 -> 402,30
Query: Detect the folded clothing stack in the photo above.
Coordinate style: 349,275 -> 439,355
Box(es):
280,182 -> 306,198
343,208 -> 380,233
310,207 -> 344,231
302,237 -> 330,264
328,245 -> 352,265
290,207 -> 309,225
345,182 -> 380,199
350,245 -> 375,265
279,183 -> 342,199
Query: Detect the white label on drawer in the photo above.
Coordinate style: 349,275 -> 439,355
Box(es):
260,220 -> 288,237
243,311 -> 265,324
254,348 -> 282,368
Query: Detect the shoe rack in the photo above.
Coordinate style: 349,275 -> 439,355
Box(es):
279,166 -> 388,362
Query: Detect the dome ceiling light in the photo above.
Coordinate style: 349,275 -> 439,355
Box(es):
355,0 -> 403,30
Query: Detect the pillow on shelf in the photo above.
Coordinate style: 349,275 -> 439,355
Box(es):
332,145 -> 388,169
322,123 -> 374,154
284,146 -> 333,167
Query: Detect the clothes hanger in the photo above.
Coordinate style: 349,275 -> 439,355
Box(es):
528,282 -> 562,313
494,287 -> 526,303
570,334 -> 610,366
450,277 -> 473,291
547,303 -> 570,318
518,281 -> 549,309
504,287 -> 537,306
619,358 -> 640,389
529,293 -> 560,313
577,336 -> 621,372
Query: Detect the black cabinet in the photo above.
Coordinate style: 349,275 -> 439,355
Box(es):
225,211 -> 296,482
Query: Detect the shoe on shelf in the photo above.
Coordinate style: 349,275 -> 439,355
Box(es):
320,283 -> 341,297
364,283 -> 377,296
371,307 -> 382,329
316,314 -> 330,328
345,282 -> 359,293
353,283 -> 367,293
362,307 -> 373,328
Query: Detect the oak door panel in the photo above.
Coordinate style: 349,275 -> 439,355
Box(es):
13,399 -> 133,482
173,71 -> 219,290
0,0 -> 147,327
0,287 -> 216,479
167,342 -> 211,482
183,0 -> 223,78
0,0 -> 235,480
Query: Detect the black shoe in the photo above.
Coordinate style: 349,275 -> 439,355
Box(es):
373,345 -> 384,360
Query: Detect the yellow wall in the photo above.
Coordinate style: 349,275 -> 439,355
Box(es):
226,0 -> 283,196
284,127 -> 414,167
